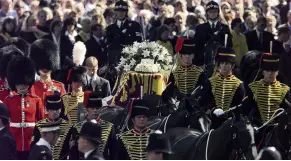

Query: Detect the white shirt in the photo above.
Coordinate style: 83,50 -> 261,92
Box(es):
209,20 -> 218,29
36,138 -> 51,151
93,35 -> 103,45
65,30 -> 78,44
117,20 -> 126,28
84,149 -> 95,159
0,126 -> 4,131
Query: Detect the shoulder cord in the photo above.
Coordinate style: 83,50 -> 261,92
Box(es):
205,129 -> 214,160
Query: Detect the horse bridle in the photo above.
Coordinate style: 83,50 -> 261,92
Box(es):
230,119 -> 256,160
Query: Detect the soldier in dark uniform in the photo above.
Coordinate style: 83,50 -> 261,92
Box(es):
194,1 -> 232,67
202,47 -> 245,128
0,103 -> 17,160
68,92 -> 117,159
62,66 -> 89,125
242,53 -> 291,127
28,122 -> 61,160
117,100 -> 153,160
31,94 -> 71,160
105,0 -> 143,66
145,130 -> 173,160
162,38 -> 206,104
77,121 -> 104,160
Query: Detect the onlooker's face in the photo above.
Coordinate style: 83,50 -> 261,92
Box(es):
1,0 -> 12,12
221,4 -> 230,14
86,65 -> 98,77
27,16 -> 37,28
174,2 -> 182,12
175,15 -> 184,26
66,24 -> 75,33
53,24 -> 63,35
257,20 -> 267,32
161,30 -> 169,41
38,11 -> 47,25
92,26 -> 104,38
246,19 -> 255,31
233,22 -> 242,33
5,21 -> 14,32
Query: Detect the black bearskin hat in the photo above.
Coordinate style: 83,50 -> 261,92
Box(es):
0,45 -> 24,80
80,121 -> 102,144
145,130 -> 173,154
131,100 -> 150,118
6,37 -> 30,57
206,1 -> 220,13
260,53 -> 279,71
216,47 -> 236,64
30,39 -> 60,72
175,37 -> 195,55
46,94 -> 63,110
68,66 -> 87,85
7,56 -> 36,91
115,0 -> 128,12
86,92 -> 103,109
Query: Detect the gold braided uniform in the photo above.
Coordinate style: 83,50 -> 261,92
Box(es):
244,80 -> 290,124
163,65 -> 204,101
30,118 -> 71,160
68,118 -> 116,159
118,128 -> 153,160
208,74 -> 244,111
62,92 -> 85,125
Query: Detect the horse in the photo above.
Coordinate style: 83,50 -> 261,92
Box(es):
99,64 -> 119,90
165,110 -> 258,160
258,105 -> 291,159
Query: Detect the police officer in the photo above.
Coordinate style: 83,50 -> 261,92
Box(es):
194,1 -> 232,67
77,121 -> 105,160
28,122 -> 60,160
117,99 -> 153,160
146,130 -> 173,160
162,38 -> 205,103
0,103 -> 16,160
68,92 -> 117,159
202,47 -> 244,128
31,94 -> 71,160
105,0 -> 143,66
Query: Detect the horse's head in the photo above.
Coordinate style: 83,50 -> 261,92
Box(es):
229,115 -> 258,160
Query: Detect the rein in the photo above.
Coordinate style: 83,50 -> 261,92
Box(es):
255,108 -> 285,131
205,129 -> 214,160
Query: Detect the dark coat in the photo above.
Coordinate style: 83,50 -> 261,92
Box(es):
272,39 -> 285,55
245,30 -> 274,52
105,19 -> 142,65
194,22 -> 233,65
85,149 -> 104,160
28,145 -> 52,160
83,75 -> 111,98
85,36 -> 107,68
279,4 -> 289,24
0,127 -> 17,160
19,31 -> 37,44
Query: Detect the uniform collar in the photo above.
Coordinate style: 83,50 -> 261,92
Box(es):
132,127 -> 150,134
46,117 -> 61,122
261,79 -> 278,86
84,148 -> 95,159
36,138 -> 51,151
218,73 -> 234,79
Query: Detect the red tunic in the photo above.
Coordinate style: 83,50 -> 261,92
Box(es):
33,80 -> 66,117
4,94 -> 44,151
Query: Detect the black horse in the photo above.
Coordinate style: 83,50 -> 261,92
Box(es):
165,114 -> 257,159
258,107 -> 291,159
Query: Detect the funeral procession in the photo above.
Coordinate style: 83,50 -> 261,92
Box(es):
1,0 -> 291,160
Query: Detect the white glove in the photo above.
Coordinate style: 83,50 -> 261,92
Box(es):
213,109 -> 224,117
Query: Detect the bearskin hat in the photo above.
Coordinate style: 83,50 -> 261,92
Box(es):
131,100 -> 150,118
6,37 -> 30,57
7,56 -> 36,91
260,53 -> 279,71
0,45 -> 24,80
115,0 -> 128,12
30,39 -> 60,72
68,66 -> 87,85
216,47 -> 236,64
73,41 -> 86,66
206,1 -> 220,13
175,37 -> 195,55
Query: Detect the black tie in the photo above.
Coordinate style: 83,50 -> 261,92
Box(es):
260,33 -> 263,44
212,23 -> 215,29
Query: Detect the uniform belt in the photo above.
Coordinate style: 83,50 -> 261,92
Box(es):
10,122 -> 36,128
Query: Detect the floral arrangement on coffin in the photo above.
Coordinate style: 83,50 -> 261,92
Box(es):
118,41 -> 173,73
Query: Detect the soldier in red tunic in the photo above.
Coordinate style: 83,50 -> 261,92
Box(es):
0,46 -> 24,101
3,56 -> 44,160
29,39 -> 66,118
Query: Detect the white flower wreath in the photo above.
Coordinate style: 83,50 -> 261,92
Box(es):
117,41 -> 173,73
